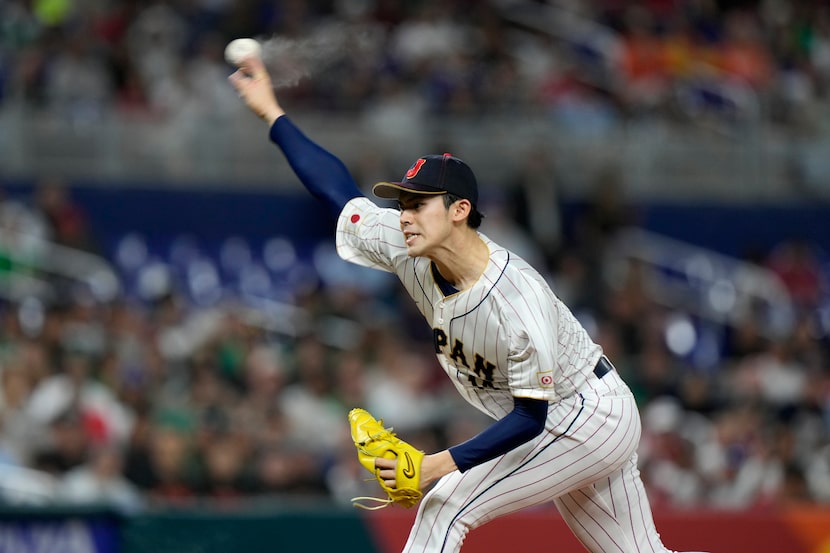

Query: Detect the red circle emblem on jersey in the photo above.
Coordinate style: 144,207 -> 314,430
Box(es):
350,214 -> 360,224
540,375 -> 553,386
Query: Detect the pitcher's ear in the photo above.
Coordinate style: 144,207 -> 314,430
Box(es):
452,198 -> 472,221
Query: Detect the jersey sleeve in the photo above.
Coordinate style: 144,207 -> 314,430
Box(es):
503,283 -> 562,401
335,197 -> 407,272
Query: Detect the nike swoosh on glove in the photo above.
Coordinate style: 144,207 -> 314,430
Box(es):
348,408 -> 425,509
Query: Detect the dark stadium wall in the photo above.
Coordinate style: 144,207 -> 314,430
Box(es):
2,181 -> 827,264
2,504 -> 824,553
366,506 -> 830,553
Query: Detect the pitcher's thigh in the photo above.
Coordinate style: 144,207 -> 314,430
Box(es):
556,453 -> 673,553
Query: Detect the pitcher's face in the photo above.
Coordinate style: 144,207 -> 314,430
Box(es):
398,193 -> 453,258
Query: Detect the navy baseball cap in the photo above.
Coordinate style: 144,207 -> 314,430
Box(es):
372,153 -> 478,207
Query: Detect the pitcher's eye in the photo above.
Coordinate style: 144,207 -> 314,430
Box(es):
399,201 -> 422,211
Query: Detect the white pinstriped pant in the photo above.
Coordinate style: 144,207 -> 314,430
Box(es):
404,370 -> 705,553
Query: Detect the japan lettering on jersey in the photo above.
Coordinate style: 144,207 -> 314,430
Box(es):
336,197 -> 601,420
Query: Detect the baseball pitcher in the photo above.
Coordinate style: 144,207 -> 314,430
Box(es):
230,54 -> 708,553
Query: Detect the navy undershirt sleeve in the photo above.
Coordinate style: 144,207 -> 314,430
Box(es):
448,397 -> 548,473
269,116 -> 363,217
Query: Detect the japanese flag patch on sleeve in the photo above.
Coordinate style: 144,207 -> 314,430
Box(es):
537,370 -> 554,389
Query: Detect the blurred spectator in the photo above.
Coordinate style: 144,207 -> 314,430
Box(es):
125,422 -> 200,502
617,4 -> 671,115
639,397 -> 707,507
33,177 -> 96,253
332,347 -> 368,411
541,73 -> 621,137
26,350 -> 135,447
577,166 -> 638,252
645,429 -> 707,508
731,338 -> 807,410
708,415 -> 794,509
477,195 -> 547,273
549,249 -> 595,313
31,408 -> 91,476
765,239 -> 826,311
196,430 -> 255,500
57,443 -> 144,512
678,370 -> 722,417
239,342 -> 287,415
253,442 -> 327,497
629,340 -> 684,406
183,31 -> 241,121
0,187 -> 51,266
361,73 -> 429,160
279,336 -> 347,454
716,10 -> 773,90
603,258 -> 653,355
807,444 -> 830,503
125,1 -> 188,116
809,7 -> 830,98
44,27 -> 114,122
365,348 -> 446,436
389,1 -> 467,69
0,357 -> 40,465
504,143 -> 565,269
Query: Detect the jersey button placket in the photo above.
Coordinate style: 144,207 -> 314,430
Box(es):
437,302 -> 445,325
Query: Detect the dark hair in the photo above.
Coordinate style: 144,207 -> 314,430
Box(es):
444,194 -> 484,229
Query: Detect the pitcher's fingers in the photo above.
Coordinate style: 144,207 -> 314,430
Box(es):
239,56 -> 267,80
379,471 -> 397,488
375,457 -> 395,470
228,70 -> 245,90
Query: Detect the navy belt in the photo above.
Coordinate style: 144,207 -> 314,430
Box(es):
593,356 -> 614,379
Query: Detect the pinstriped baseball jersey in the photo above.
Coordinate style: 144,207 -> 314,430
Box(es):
336,197 -> 602,419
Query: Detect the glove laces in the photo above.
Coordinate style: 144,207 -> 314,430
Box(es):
351,495 -> 395,510
351,470 -> 395,510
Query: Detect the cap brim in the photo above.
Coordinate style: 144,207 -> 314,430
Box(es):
372,181 -> 446,199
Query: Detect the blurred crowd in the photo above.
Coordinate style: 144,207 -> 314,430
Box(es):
0,0 -> 828,516
1,0 -> 830,132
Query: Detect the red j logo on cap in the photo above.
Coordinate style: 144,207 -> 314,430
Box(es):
405,159 -> 427,179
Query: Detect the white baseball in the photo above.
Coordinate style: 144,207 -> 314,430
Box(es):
224,38 -> 262,66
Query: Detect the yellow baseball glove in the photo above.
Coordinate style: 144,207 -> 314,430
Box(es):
348,408 -> 425,510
